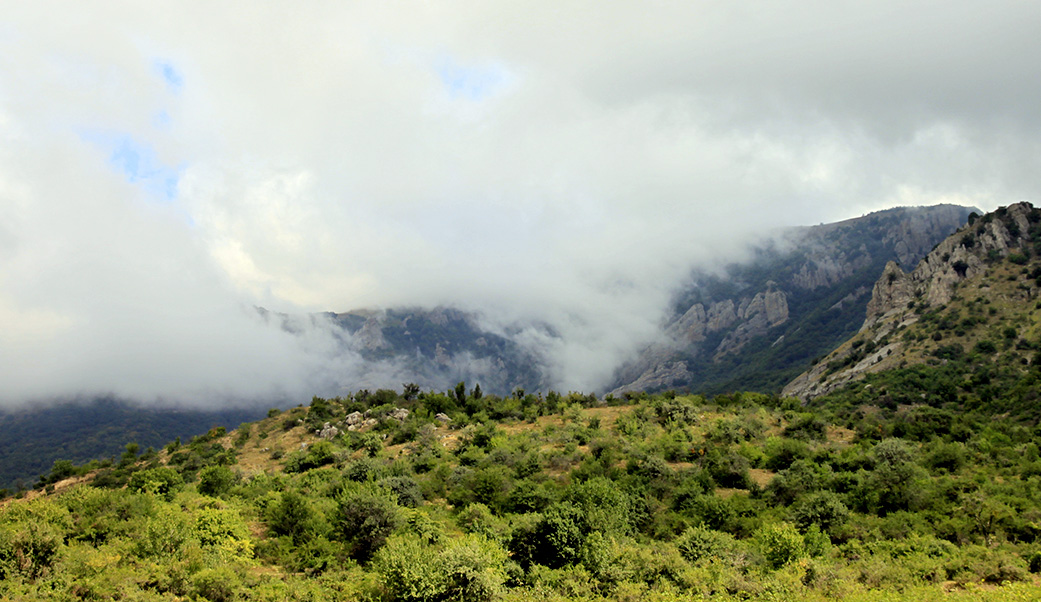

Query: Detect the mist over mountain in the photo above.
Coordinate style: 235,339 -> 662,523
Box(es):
4,3 -> 1040,412
610,204 -> 976,395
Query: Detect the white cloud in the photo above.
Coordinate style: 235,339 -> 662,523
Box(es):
1,1 -> 1039,405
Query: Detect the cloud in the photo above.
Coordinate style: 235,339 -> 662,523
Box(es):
1,2 -> 1039,406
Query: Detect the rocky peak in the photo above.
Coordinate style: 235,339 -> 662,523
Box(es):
357,315 -> 390,350
783,202 -> 1041,401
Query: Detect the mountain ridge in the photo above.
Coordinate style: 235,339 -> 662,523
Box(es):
609,204 -> 976,395
784,201 -> 1041,409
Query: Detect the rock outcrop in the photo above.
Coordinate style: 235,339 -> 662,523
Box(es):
612,204 -> 974,396
783,202 -> 1039,400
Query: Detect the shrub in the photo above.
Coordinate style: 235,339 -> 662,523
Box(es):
0,520 -> 62,580
135,505 -> 193,558
374,534 -> 510,602
285,440 -> 338,473
192,567 -> 241,602
197,465 -> 237,497
378,476 -> 423,508
127,467 -> 184,501
792,491 -> 850,534
267,490 -> 314,544
755,522 -> 805,569
336,484 -> 405,561
675,524 -> 739,564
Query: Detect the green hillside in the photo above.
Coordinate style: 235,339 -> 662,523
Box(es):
4,204 -> 1040,601
3,384 -> 1039,601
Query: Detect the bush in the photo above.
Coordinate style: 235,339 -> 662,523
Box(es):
336,485 -> 405,561
192,567 -> 241,602
285,440 -> 338,473
675,524 -> 739,563
267,490 -> 314,544
379,476 -> 424,508
374,534 -> 510,602
127,467 -> 183,501
756,522 -> 805,569
792,491 -> 850,534
197,465 -> 237,497
0,520 -> 62,580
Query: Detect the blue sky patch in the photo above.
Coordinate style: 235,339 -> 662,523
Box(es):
83,131 -> 181,201
436,57 -> 508,101
153,60 -> 183,92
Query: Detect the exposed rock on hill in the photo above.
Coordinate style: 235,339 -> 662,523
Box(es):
325,307 -> 546,396
611,204 -> 975,395
784,202 -> 1041,400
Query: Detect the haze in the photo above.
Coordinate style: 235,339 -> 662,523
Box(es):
2,2 -> 1039,408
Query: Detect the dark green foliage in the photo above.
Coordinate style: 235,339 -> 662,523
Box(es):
284,440 -> 338,473
783,413 -> 828,441
510,502 -> 588,568
792,491 -> 850,533
197,465 -> 237,496
379,476 -> 423,508
127,467 -> 183,500
0,398 -> 259,493
267,490 -> 314,544
336,485 -> 405,561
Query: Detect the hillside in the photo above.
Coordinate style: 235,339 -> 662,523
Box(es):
0,205 -> 974,496
611,204 -> 975,395
323,306 -> 546,395
4,384 -> 1040,600
785,202 -> 1041,423
0,398 -> 262,493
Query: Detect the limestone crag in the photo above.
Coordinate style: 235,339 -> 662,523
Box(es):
713,289 -> 790,359
611,204 -> 974,395
783,202 -> 1038,400
357,315 -> 390,351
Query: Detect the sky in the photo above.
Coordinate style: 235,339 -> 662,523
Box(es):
1,1 -> 1039,408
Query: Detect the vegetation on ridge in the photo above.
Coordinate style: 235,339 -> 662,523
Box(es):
3,382 -> 1040,601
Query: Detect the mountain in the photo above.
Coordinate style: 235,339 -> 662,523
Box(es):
0,205 -> 975,492
322,306 -> 547,395
784,202 -> 1041,422
0,398 -> 261,493
609,204 -> 976,396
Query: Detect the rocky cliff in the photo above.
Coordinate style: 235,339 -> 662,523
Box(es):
783,202 -> 1041,400
326,307 -> 546,396
611,204 -> 975,395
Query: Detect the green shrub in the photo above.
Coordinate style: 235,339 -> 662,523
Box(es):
675,524 -> 739,564
197,465 -> 237,497
127,466 -> 184,500
284,440 -> 338,473
792,491 -> 850,534
374,533 -> 510,602
0,521 -> 62,580
266,490 -> 314,544
336,484 -> 405,561
755,522 -> 805,569
192,566 -> 241,602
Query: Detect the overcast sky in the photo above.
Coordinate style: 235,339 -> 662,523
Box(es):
2,1 -> 1039,407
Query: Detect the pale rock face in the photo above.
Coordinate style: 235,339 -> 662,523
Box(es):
670,299 -> 740,344
784,202 -> 1037,400
358,316 -> 389,350
610,204 -> 973,395
612,361 -> 692,394
714,289 -> 790,359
